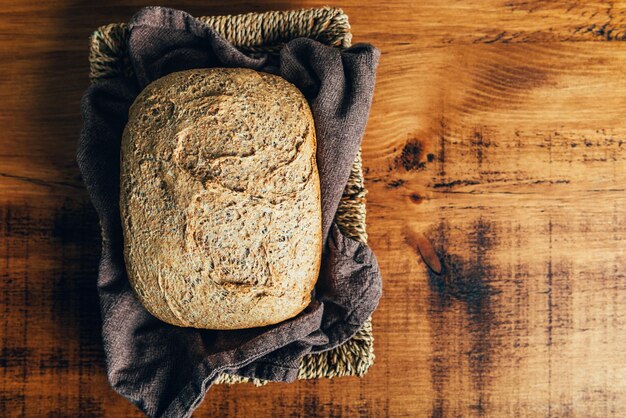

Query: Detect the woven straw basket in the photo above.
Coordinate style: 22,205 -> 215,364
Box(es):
89,6 -> 374,384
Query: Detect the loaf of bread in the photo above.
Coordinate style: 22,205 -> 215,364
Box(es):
120,68 -> 322,329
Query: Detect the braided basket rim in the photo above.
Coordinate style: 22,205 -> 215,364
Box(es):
87,6 -> 374,384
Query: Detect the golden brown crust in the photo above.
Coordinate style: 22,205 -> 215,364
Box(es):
120,68 -> 322,329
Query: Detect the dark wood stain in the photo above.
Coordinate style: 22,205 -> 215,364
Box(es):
0,347 -> 33,369
531,179 -> 570,185
1,201 -> 106,415
0,392 -> 25,416
386,179 -> 406,189
76,396 -> 106,418
432,179 -> 481,189
426,218 -> 501,417
438,118 -> 448,177
396,138 -> 427,171
409,193 -> 424,204
471,129 -> 491,168
38,347 -> 70,371
51,200 -> 104,367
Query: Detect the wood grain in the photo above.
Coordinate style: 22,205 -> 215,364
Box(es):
1,1 -> 626,417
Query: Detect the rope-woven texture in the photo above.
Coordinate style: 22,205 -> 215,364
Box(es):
88,6 -> 374,384
89,7 -> 352,82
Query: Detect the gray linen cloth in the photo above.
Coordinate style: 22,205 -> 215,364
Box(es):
77,7 -> 382,418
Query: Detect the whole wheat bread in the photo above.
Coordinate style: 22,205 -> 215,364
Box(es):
120,68 -> 322,329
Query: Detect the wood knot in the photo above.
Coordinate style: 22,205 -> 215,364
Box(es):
405,228 -> 442,274
396,139 -> 426,171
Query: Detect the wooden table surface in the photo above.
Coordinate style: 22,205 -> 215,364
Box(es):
2,1 -> 626,416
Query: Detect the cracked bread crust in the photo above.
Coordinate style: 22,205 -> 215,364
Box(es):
120,68 -> 322,329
